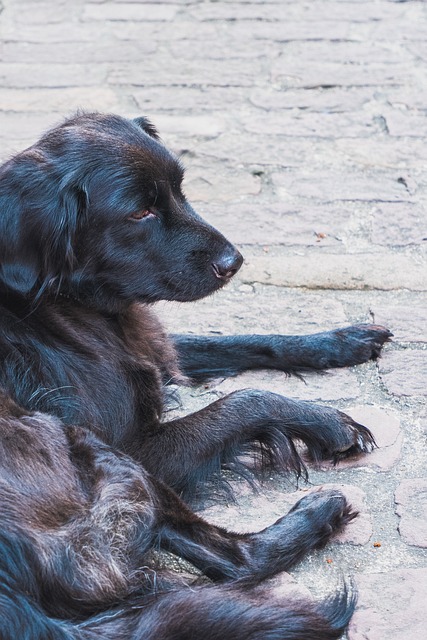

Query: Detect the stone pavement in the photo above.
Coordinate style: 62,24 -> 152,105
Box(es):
0,0 -> 426,637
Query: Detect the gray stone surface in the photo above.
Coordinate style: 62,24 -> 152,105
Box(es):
216,367 -> 361,402
372,304 -> 427,343
0,0 -> 426,638
349,568 -> 427,640
395,478 -> 427,548
271,169 -> 413,202
241,254 -> 427,291
379,350 -> 427,397
371,203 -> 426,246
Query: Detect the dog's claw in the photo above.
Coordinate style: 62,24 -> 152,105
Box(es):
331,413 -> 377,463
353,324 -> 393,359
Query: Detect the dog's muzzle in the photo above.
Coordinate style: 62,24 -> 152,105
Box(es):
211,248 -> 243,281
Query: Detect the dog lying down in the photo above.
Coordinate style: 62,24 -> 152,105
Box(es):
0,113 -> 391,640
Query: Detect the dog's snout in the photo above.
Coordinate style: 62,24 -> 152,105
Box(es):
212,249 -> 243,280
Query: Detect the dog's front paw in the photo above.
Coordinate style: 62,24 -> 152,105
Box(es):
331,411 -> 377,462
300,404 -> 376,465
327,324 -> 393,367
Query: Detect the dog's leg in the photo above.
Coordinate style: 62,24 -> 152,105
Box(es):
0,519 -> 355,640
153,480 -> 355,584
139,390 -> 374,495
172,324 -> 392,381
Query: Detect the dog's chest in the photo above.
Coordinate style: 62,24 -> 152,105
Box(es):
0,302 -> 165,449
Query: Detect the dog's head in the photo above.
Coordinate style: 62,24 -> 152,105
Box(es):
0,113 -> 243,311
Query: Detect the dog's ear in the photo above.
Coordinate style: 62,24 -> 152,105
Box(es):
132,116 -> 160,140
0,154 -> 87,297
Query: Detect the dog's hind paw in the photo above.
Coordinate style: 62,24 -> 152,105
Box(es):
289,488 -> 357,535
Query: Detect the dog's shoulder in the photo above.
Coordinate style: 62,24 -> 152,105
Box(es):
120,304 -> 186,385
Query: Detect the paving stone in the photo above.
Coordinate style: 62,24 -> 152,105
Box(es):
197,202 -> 346,246
270,60 -> 415,89
183,163 -> 261,202
88,0 -> 191,3
334,137 -> 427,170
241,253 -> 427,291
0,87 -> 124,112
249,86 -> 377,112
0,112 -> 61,143
371,203 -> 427,246
229,20 -> 353,42
151,114 -> 227,138
272,169 -> 412,202
189,1 -> 406,23
167,35 -> 278,61
2,39 -> 157,63
395,478 -> 427,548
193,133 -> 312,167
112,19 -> 219,42
87,0 -> 190,3
386,85 -> 427,109
108,58 -> 263,87
379,350 -> 427,396
214,367 -> 361,402
82,2 -> 179,21
132,86 -> 250,112
0,62 -> 107,88
368,16 -> 427,42
372,304 -> 427,343
3,1 -> 79,24
241,111 -> 378,138
278,40 -> 412,65
384,108 -> 427,137
349,568 -> 427,640
156,286 -> 350,335
0,21 -> 117,43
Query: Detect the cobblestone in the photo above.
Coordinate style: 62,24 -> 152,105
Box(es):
372,304 -> 427,342
395,478 -> 427,548
241,254 -> 427,291
82,2 -> 179,21
349,568 -> 427,639
0,0 -> 426,637
371,203 -> 426,246
379,350 -> 427,397
271,169 -> 412,202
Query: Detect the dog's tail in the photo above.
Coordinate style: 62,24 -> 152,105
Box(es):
81,582 -> 357,640
0,545 -> 355,640
1,587 -> 356,640
0,529 -> 356,640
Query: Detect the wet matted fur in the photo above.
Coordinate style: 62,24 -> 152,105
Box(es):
0,113 -> 392,639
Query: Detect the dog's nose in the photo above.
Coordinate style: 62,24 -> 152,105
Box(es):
212,249 -> 243,280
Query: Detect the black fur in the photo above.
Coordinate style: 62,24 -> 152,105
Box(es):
0,113 -> 391,639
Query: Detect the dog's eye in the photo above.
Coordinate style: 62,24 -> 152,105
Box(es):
128,210 -> 154,221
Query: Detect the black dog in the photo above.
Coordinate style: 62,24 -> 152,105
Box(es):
0,113 -> 391,639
